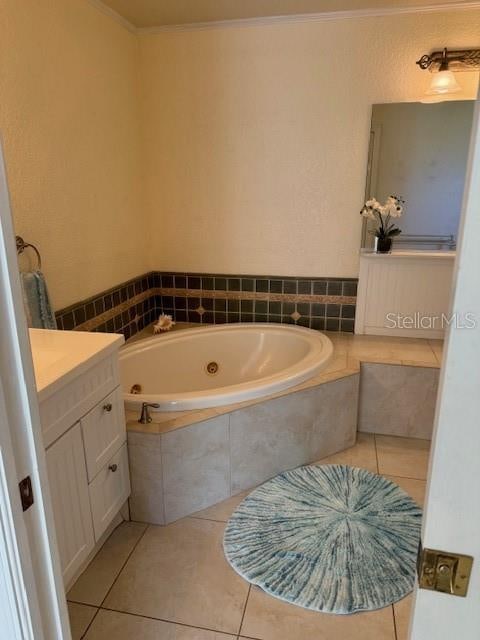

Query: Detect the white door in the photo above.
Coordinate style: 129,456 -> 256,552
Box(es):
0,138 -> 71,639
409,96 -> 480,637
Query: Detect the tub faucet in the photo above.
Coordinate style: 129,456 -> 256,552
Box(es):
139,402 -> 160,424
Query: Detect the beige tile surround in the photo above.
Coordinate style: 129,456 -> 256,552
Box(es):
125,330 -> 441,525
69,434 -> 430,640
128,373 -> 360,524
125,331 -> 442,436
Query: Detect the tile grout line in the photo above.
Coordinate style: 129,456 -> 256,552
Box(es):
373,434 -> 380,474
97,604 -> 238,638
76,523 -> 150,638
392,603 -> 399,640
79,605 -> 100,640
100,524 -> 150,606
188,515 -> 229,524
427,339 -> 441,366
237,584 -> 252,639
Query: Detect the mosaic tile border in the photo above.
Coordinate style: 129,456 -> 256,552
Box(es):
55,272 -> 358,338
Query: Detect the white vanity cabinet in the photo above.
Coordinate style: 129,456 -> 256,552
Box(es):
45,422 -> 95,584
31,330 -> 129,587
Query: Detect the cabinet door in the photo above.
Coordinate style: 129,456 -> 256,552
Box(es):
81,386 -> 126,481
45,423 -> 94,585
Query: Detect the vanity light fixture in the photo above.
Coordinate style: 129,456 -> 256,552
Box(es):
416,47 -> 480,102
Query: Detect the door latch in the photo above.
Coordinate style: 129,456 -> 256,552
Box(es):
418,544 -> 473,597
19,476 -> 34,512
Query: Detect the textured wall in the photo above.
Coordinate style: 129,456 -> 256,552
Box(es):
0,0 -> 147,310
139,10 -> 480,279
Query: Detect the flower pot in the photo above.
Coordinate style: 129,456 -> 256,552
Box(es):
376,237 -> 392,253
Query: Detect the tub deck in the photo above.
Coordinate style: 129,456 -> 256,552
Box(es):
125,323 -> 442,435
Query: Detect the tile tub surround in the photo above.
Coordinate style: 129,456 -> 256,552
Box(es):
127,374 -> 360,524
124,332 -> 441,524
54,271 -> 359,337
358,363 -> 440,440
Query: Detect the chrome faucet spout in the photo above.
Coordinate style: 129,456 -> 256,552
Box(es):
139,402 -> 160,424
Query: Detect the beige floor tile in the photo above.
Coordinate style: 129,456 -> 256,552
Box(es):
385,475 -> 426,507
84,609 -> 235,639
375,436 -> 430,480
347,335 -> 437,365
316,432 -> 378,473
104,518 -> 249,635
68,602 -> 97,640
241,587 -> 396,640
192,491 -> 249,522
68,522 -> 147,606
393,594 -> 413,640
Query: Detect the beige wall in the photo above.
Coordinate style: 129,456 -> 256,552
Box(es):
0,0 -> 147,310
2,5 -> 479,308
139,10 -> 480,278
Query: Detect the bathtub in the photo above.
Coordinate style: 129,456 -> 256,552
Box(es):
120,323 -> 333,412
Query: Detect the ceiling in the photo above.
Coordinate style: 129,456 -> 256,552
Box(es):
100,0 -> 479,29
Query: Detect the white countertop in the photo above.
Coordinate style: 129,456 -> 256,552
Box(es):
30,329 -> 124,401
360,249 -> 456,259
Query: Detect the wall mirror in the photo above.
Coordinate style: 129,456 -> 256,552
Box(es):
361,100 -> 475,250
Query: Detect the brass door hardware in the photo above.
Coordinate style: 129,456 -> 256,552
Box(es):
418,544 -> 473,597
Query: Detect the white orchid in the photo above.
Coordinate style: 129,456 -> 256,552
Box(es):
153,313 -> 175,334
360,195 -> 404,240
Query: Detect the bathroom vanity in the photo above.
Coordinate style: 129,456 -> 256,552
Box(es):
30,329 -> 130,586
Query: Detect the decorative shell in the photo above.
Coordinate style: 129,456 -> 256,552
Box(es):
153,313 -> 175,334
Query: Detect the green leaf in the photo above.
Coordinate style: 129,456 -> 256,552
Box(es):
387,228 -> 402,237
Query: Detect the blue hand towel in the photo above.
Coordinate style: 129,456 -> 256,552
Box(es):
21,271 -> 57,330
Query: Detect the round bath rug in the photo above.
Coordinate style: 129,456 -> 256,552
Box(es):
224,464 -> 422,614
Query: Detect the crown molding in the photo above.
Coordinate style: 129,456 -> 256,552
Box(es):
86,0 -> 136,33
87,0 -> 480,35
137,2 -> 480,35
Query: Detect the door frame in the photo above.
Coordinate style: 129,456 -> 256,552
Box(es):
0,138 -> 71,639
409,91 -> 480,637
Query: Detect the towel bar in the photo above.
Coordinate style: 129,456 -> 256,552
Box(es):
16,236 -> 42,270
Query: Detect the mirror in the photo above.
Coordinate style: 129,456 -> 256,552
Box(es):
362,100 -> 475,250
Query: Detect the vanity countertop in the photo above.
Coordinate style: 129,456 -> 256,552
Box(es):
360,249 -> 456,259
30,328 -> 124,402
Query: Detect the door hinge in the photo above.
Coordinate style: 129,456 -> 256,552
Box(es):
417,543 -> 473,597
19,476 -> 34,512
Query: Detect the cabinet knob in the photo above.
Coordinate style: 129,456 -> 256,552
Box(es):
108,464 -> 118,473
103,403 -> 113,413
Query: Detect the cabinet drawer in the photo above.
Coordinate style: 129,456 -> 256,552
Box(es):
89,444 -> 131,541
81,387 -> 126,481
40,354 -> 120,448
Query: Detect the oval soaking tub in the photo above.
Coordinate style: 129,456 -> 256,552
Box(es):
120,324 -> 333,412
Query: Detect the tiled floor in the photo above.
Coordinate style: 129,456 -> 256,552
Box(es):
68,433 -> 429,640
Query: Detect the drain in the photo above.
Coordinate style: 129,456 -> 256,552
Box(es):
206,361 -> 219,375
130,384 -> 142,394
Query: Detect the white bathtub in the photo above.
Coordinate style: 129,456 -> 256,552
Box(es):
120,323 -> 333,412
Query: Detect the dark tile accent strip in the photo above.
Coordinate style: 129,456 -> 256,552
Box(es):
55,271 -> 358,337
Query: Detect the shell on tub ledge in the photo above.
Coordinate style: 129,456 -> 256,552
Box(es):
119,323 -> 333,412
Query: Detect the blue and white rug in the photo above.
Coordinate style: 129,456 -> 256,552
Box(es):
224,464 -> 422,614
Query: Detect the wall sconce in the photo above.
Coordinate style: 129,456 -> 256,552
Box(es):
416,47 -> 480,102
